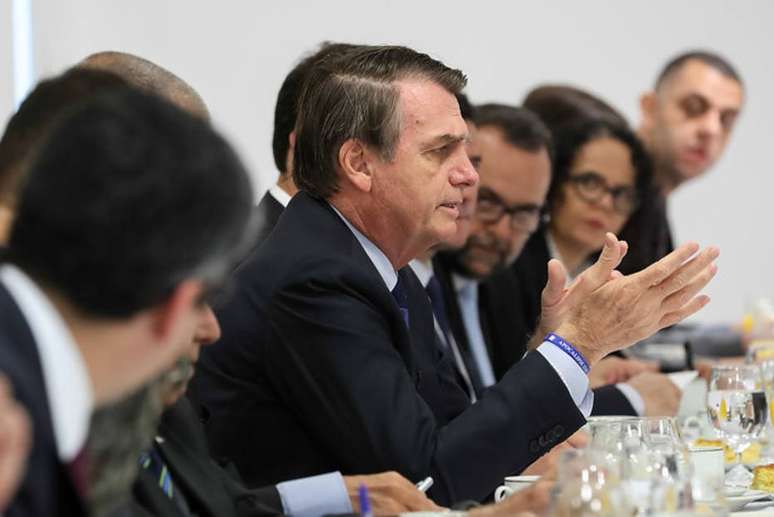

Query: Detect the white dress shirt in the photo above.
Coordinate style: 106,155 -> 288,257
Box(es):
452,274 -> 498,388
268,184 -> 292,208
545,232 -> 645,416
0,264 -> 93,461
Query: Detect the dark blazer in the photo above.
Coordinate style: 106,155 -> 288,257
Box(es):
132,397 -> 283,517
0,281 -> 86,517
190,192 -> 586,505
617,190 -> 673,276
500,230 -> 637,416
238,192 -> 286,267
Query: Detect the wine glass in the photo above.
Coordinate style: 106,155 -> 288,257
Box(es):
550,448 -> 631,516
706,365 -> 767,471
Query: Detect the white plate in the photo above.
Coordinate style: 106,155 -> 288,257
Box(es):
726,489 -> 769,511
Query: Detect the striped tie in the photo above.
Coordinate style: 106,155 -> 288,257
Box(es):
139,446 -> 174,499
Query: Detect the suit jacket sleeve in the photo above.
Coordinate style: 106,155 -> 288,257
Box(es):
262,269 -> 586,504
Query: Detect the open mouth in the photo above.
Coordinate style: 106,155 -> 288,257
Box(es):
439,202 -> 461,215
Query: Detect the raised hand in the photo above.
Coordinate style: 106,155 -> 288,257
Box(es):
555,240 -> 719,365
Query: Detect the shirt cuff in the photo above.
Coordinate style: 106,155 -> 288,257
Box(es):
616,383 -> 645,416
276,471 -> 352,517
537,342 -> 593,417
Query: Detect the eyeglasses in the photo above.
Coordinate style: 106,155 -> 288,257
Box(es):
475,187 -> 542,232
567,172 -> 639,215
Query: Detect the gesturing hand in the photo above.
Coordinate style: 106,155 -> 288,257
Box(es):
531,233 -> 628,348
555,238 -> 719,365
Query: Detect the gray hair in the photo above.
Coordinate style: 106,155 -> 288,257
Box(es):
293,45 -> 467,199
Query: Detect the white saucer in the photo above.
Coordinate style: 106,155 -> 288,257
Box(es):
726,489 -> 769,511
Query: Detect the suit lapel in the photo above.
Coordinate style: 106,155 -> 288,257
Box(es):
134,466 -> 184,517
155,402 -> 236,517
430,256 -> 485,396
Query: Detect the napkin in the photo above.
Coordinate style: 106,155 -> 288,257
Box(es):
667,370 -> 699,390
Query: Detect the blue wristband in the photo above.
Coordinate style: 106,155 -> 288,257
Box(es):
545,332 -> 590,374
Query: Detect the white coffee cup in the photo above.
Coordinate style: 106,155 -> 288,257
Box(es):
494,475 -> 539,502
688,446 -> 725,485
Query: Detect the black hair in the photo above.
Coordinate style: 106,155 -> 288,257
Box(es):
547,118 -> 652,213
456,93 -> 476,123
8,88 -> 254,317
474,103 -> 554,157
655,50 -> 743,90
0,68 -> 129,202
271,42 -> 359,174
523,84 -> 628,135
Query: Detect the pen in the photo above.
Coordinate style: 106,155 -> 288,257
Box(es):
416,476 -> 434,493
359,483 -> 373,517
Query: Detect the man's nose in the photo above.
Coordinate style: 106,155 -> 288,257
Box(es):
697,110 -> 723,139
195,306 -> 222,346
450,150 -> 479,188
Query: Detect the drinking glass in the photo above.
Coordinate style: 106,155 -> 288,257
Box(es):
549,448 -> 631,516
706,365 -> 767,469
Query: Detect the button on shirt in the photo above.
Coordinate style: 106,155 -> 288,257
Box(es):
332,206 -> 593,418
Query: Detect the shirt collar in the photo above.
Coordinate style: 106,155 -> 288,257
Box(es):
408,259 -> 434,288
452,272 -> 478,296
0,264 -> 94,461
268,184 -> 293,208
329,204 -> 398,291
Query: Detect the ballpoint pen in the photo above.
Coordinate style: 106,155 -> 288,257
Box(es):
359,482 -> 373,517
416,476 -> 434,493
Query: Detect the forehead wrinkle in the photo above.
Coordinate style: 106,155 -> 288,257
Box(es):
396,80 -> 467,147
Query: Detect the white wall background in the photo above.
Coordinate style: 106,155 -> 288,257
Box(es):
0,1 -> 12,117
2,0 -> 772,324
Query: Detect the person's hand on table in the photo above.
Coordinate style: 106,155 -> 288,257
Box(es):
626,371 -> 682,416
588,356 -> 658,388
343,471 -> 443,515
554,237 -> 719,366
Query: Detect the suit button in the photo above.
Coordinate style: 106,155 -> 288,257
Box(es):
554,425 -> 564,435
529,440 -> 539,453
538,435 -> 549,447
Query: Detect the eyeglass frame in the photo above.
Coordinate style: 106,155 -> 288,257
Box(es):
475,186 -> 543,232
566,171 -> 639,215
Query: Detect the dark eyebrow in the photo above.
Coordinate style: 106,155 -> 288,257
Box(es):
423,133 -> 467,150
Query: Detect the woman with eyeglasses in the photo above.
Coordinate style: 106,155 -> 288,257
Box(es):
538,118 -> 651,280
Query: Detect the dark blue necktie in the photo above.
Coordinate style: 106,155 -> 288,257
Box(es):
391,277 -> 410,328
425,276 -> 452,344
426,275 -> 478,402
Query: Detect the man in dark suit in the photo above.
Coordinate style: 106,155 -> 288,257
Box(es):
249,42 -> 358,251
126,303 -> 439,517
436,103 -> 682,417
191,45 -> 719,505
0,88 -> 254,515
